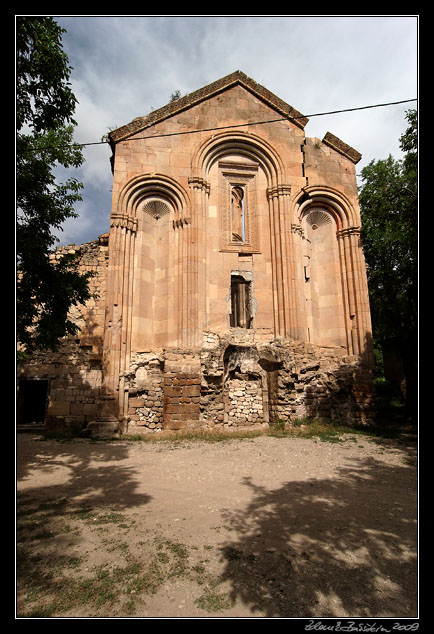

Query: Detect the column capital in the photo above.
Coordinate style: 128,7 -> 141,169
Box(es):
110,213 -> 138,233
266,184 -> 291,199
336,226 -> 361,239
188,176 -> 210,194
291,223 -> 304,237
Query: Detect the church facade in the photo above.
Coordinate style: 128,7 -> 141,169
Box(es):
18,72 -> 375,435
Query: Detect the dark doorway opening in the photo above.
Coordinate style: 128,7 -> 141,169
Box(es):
17,379 -> 49,426
230,275 -> 252,329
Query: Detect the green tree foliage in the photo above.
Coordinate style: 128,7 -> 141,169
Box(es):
358,109 -> 417,417
358,109 -> 417,343
17,17 -> 93,354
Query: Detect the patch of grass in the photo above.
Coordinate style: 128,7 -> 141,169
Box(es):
122,423 -> 353,444
17,497 -> 160,617
17,508 -> 234,618
122,428 -> 265,444
17,533 -> 188,617
92,511 -> 130,525
291,416 -> 312,427
118,419 -> 400,446
268,419 -> 286,434
153,536 -> 190,578
195,589 -> 233,612
292,419 -> 349,443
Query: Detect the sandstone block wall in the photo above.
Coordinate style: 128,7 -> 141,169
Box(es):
17,235 -> 109,433
163,374 -> 201,430
17,72 -> 375,436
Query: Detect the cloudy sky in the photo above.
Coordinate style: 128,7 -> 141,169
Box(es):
49,15 -> 418,246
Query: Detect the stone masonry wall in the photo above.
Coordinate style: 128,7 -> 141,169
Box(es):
163,373 -> 201,430
123,352 -> 165,431
199,333 -> 375,429
17,235 -> 109,433
122,331 -> 375,435
273,342 -> 375,424
226,377 -> 264,427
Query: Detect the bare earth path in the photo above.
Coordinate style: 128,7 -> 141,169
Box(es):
16,431 -> 418,619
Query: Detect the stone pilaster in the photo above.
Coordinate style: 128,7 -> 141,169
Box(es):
88,212 -> 137,435
336,226 -> 372,361
266,184 -> 303,340
188,176 -> 210,348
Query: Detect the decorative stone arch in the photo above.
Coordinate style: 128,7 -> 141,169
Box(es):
292,184 -> 359,229
191,130 -> 286,186
190,131 -> 299,339
115,172 -> 191,221
291,185 -> 372,356
101,173 -> 193,421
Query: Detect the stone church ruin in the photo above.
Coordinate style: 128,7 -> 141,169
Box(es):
18,71 -> 375,435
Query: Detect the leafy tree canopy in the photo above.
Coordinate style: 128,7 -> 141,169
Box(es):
17,17 -> 93,355
358,109 -> 417,345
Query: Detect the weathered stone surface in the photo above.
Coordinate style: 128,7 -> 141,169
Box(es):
18,72 -> 374,435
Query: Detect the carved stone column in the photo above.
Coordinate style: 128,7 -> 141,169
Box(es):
336,226 -> 372,359
291,222 -> 308,341
86,212 -> 137,436
266,184 -> 299,339
188,176 -> 210,348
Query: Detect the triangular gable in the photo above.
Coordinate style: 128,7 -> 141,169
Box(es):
109,70 -> 309,143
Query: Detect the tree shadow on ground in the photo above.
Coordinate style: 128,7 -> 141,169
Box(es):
17,436 -> 152,511
218,455 -> 417,618
16,436 -> 153,617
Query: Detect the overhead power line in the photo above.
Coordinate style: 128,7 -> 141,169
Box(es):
23,98 -> 417,152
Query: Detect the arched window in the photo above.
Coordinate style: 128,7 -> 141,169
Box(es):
218,160 -> 260,253
231,186 -> 245,241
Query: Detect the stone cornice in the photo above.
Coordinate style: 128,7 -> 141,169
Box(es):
322,132 -> 362,164
109,71 -> 309,144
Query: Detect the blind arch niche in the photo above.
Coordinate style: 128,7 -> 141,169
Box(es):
301,206 -> 347,348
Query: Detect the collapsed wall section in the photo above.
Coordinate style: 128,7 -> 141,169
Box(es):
123,332 -> 375,435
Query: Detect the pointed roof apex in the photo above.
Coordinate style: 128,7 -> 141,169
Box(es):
109,70 -> 309,143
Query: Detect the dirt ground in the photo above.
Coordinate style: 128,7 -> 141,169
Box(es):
16,429 -> 418,619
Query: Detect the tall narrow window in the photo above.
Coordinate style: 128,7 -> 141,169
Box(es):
230,275 -> 252,328
231,186 -> 245,242
219,160 -> 259,253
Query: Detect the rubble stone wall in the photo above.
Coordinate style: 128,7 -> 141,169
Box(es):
123,352 -> 165,431
19,325 -> 375,434
123,332 -> 375,435
226,377 -> 264,427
